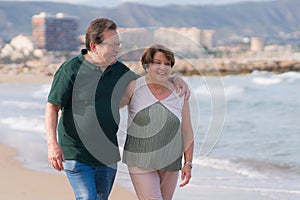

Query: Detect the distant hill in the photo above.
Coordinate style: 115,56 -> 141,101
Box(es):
0,0 -> 299,44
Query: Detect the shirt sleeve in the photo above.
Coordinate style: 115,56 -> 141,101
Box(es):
47,66 -> 74,107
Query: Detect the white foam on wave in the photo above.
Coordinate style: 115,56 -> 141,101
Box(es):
192,85 -> 240,97
276,71 -> 300,83
252,72 -> 300,85
0,100 -> 44,110
252,77 -> 282,85
194,157 -> 265,178
224,86 -> 244,96
189,184 -> 300,196
32,84 -> 51,99
192,85 -> 210,96
219,185 -> 300,197
0,116 -> 44,133
277,71 -> 300,79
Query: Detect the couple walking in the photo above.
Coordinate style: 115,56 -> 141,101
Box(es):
45,18 -> 194,200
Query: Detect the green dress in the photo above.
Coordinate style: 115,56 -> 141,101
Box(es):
123,77 -> 184,171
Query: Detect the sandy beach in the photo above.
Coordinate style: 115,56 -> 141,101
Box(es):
0,144 -> 137,200
1,72 -> 299,200
0,73 -> 137,200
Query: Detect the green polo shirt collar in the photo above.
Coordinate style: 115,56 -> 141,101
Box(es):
79,49 -> 114,74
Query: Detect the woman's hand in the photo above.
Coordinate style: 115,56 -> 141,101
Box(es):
179,164 -> 192,187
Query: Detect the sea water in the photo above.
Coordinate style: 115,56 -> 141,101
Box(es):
0,71 -> 299,199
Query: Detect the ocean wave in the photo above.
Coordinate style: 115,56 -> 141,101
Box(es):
252,77 -> 282,85
277,71 -> 300,79
194,156 -> 300,179
194,157 -> 265,178
192,85 -> 210,96
0,116 -> 44,133
187,183 -> 300,195
203,185 -> 300,195
224,86 -> 244,96
32,84 -> 51,99
0,100 -> 44,110
251,71 -> 300,86
192,85 -> 243,97
234,158 -> 300,176
277,71 -> 300,84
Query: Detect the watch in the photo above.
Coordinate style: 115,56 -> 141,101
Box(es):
184,161 -> 193,168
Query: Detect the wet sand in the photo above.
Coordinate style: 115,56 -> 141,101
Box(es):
0,144 -> 137,200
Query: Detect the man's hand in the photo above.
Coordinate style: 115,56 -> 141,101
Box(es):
173,75 -> 190,100
48,143 -> 65,171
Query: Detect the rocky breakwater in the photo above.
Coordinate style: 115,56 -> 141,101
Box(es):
214,59 -> 300,75
1,58 -> 300,77
125,58 -> 300,76
0,60 -> 59,76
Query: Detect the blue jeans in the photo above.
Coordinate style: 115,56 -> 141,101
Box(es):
63,160 -> 117,200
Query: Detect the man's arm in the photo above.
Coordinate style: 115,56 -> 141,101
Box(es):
45,102 -> 65,171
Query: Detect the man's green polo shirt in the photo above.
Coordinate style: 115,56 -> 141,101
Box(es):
47,49 -> 137,166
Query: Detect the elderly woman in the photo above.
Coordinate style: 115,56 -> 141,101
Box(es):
120,44 -> 194,200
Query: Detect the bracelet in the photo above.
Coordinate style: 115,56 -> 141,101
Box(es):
184,161 -> 193,168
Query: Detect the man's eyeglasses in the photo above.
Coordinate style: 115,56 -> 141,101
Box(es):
100,42 -> 122,49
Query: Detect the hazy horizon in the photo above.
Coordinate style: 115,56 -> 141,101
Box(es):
0,0 -> 275,8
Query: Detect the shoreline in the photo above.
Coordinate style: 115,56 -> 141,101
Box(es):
0,144 -> 73,200
1,74 -> 299,200
0,144 -> 137,200
0,74 -> 52,83
0,73 -> 138,200
1,57 -> 300,79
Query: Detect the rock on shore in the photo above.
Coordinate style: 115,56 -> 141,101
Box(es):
124,59 -> 300,76
1,59 -> 300,77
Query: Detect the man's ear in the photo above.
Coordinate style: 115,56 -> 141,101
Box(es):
90,42 -> 97,53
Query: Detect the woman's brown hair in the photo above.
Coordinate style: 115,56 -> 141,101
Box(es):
141,44 -> 175,70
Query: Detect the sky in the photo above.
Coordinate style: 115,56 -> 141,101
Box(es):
2,0 -> 275,7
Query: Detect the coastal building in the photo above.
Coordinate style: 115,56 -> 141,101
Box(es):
201,29 -> 215,50
32,12 -> 79,51
250,37 -> 264,52
154,27 -> 215,51
154,27 -> 201,53
118,27 -> 215,58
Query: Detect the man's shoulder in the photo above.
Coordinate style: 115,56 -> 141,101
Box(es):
112,61 -> 134,76
57,55 -> 82,73
63,55 -> 82,67
115,61 -> 130,70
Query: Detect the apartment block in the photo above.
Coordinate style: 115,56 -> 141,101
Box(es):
32,12 -> 79,51
250,37 -> 264,52
118,27 -> 215,58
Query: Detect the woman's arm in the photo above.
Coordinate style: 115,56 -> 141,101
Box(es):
179,99 -> 194,187
119,80 -> 136,108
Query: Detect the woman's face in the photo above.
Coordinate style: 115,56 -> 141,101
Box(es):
146,51 -> 172,83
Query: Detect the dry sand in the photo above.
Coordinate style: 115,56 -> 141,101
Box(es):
0,144 -> 137,200
0,73 -> 137,199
